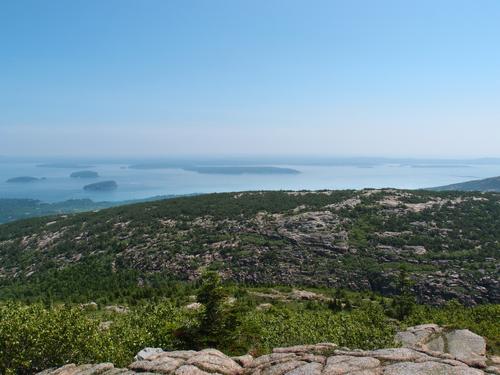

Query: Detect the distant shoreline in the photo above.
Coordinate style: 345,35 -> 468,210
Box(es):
128,164 -> 301,174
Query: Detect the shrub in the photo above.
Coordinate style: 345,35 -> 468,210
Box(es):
0,303 -> 108,374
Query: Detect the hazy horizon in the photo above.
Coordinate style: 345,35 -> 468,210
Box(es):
4,154 -> 500,163
2,1 -> 500,157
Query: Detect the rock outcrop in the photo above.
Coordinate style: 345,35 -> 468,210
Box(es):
395,324 -> 489,368
37,326 -> 500,375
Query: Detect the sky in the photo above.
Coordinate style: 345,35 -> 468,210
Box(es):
1,0 -> 500,158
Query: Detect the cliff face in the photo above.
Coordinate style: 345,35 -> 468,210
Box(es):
37,325 -> 500,375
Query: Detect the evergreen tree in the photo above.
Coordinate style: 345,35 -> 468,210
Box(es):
390,266 -> 416,320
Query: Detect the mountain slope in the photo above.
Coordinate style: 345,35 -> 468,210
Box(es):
0,194 -> 187,224
431,175 -> 500,192
0,189 -> 499,305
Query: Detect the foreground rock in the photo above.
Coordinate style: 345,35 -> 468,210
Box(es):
37,325 -> 500,375
396,324 -> 489,368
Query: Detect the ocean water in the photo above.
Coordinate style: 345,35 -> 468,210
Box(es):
0,160 -> 499,203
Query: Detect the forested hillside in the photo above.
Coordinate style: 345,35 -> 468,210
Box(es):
0,189 -> 499,305
431,176 -> 500,192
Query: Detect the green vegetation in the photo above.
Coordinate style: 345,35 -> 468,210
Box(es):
0,198 -> 116,224
431,175 -> 500,192
1,189 -> 498,305
387,266 -> 416,321
0,195 -> 186,224
1,278 -> 498,375
0,189 -> 499,374
180,272 -> 241,349
406,302 -> 500,354
0,303 -> 110,375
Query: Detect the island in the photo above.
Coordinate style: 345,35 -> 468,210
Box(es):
83,180 -> 118,191
6,176 -> 44,183
182,166 -> 301,175
411,164 -> 472,169
70,170 -> 99,178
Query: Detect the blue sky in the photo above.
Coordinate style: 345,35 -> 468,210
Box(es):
1,0 -> 500,157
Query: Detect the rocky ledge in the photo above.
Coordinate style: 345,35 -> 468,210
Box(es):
37,326 -> 500,375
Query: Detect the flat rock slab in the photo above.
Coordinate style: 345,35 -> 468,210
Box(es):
323,355 -> 380,374
186,352 -> 242,375
285,362 -> 323,375
175,365 -> 219,375
382,361 -> 484,375
37,333 -> 492,375
273,344 -> 337,354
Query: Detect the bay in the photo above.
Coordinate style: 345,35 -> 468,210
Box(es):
0,159 -> 499,203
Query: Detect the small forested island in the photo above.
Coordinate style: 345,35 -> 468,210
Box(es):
183,166 -> 301,175
6,176 -> 44,183
83,180 -> 118,191
70,170 -> 99,178
128,163 -> 301,174
411,164 -> 472,168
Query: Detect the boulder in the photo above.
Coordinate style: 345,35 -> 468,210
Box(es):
74,363 -> 115,375
81,302 -> 98,310
395,324 -> 443,348
396,325 -> 488,368
37,363 -> 117,375
135,348 -> 165,361
129,358 -> 184,374
284,362 -> 323,375
260,360 -> 306,375
490,356 -> 500,365
185,303 -> 203,310
256,303 -> 273,311
186,350 -> 243,375
443,330 -> 487,367
36,364 -> 78,375
232,355 -> 254,367
162,351 -> 198,360
104,305 -> 129,314
248,353 -> 298,368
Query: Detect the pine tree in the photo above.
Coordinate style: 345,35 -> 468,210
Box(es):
391,266 -> 416,320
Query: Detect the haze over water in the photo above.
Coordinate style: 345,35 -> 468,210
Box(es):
1,158 -> 499,203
